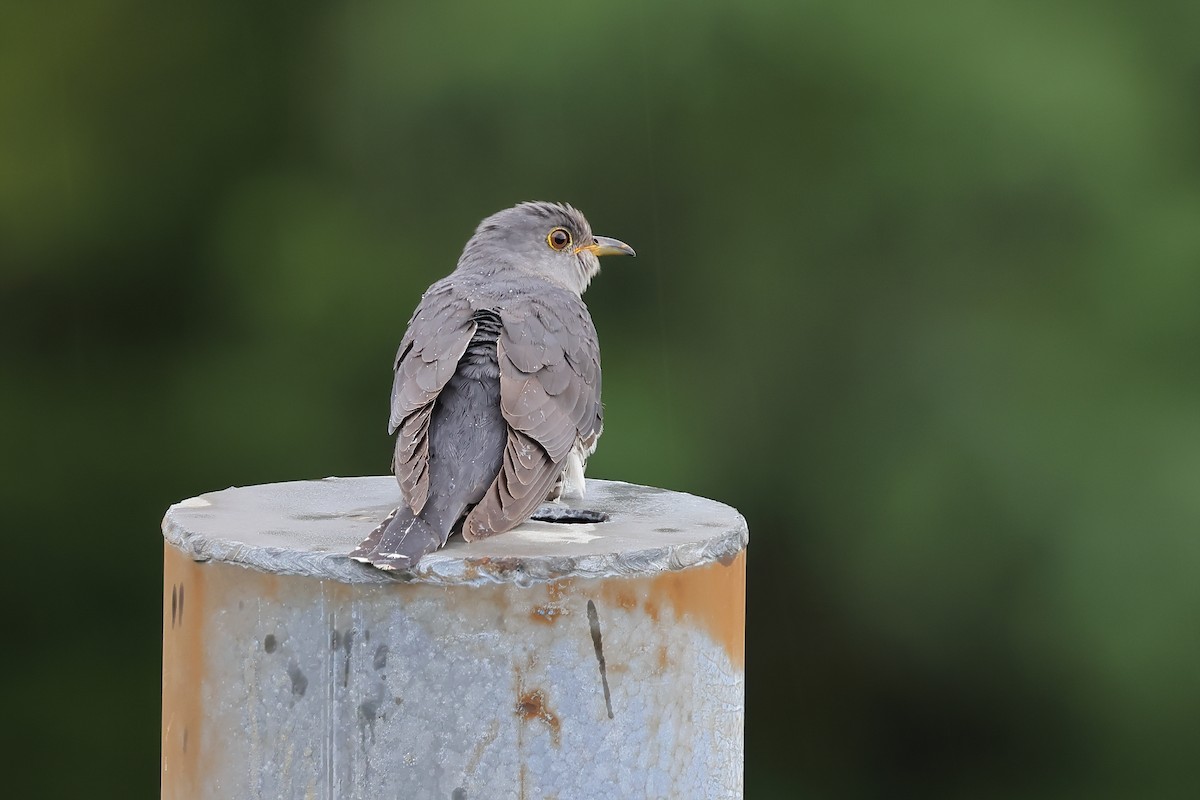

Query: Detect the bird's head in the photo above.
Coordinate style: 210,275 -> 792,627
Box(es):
460,201 -> 635,294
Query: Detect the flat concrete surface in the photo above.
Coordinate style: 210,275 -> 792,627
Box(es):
162,477 -> 748,586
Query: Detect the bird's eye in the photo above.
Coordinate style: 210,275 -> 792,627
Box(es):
547,227 -> 572,251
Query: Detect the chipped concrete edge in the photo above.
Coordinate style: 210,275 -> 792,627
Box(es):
161,501 -> 749,588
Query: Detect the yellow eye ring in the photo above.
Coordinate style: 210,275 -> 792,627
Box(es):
547,227 -> 572,251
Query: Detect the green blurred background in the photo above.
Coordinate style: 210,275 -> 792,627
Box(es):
3,0 -> 1199,797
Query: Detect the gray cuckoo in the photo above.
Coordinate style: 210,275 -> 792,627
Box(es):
350,202 -> 634,570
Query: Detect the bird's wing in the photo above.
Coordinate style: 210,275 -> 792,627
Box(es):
462,291 -> 603,540
389,282 -> 478,515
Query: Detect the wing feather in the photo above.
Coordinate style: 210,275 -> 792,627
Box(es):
388,283 -> 477,514
463,291 -> 602,539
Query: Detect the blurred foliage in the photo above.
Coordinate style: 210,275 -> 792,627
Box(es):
3,0 -> 1200,797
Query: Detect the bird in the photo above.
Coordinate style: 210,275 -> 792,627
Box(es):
350,202 -> 635,571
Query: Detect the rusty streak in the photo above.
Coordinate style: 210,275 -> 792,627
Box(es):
516,688 -> 561,747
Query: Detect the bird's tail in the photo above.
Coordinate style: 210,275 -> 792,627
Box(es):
350,507 -> 442,571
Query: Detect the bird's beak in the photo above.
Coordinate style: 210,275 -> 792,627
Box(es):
576,235 -> 636,258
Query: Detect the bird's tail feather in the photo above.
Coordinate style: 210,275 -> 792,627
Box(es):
350,507 -> 442,571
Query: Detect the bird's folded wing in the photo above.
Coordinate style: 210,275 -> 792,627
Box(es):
389,282 -> 477,515
463,292 -> 603,540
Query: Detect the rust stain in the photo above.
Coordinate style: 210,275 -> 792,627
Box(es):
256,571 -> 282,601
643,599 -> 660,622
614,589 -> 637,611
161,545 -> 210,800
464,720 -> 500,777
597,579 -> 658,621
463,555 -> 526,579
599,550 -> 746,670
647,550 -> 746,669
162,545 -> 303,798
529,604 -> 565,624
530,579 -> 572,625
515,688 -> 561,747
656,645 -> 670,673
377,578 -> 510,620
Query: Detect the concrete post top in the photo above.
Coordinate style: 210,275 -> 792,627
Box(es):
162,477 -> 748,586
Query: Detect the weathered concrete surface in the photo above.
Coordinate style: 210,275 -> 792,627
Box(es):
162,477 -> 747,799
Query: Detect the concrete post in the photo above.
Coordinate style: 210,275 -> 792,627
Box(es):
161,477 -> 748,799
